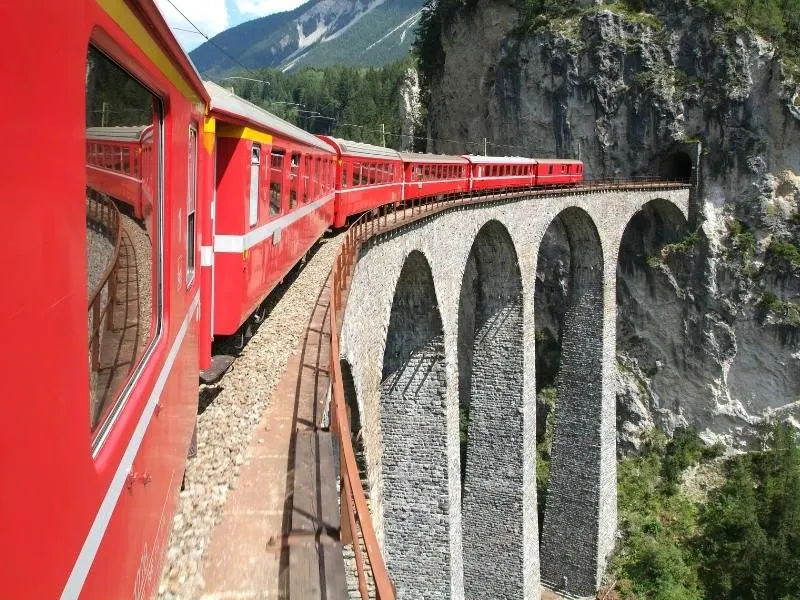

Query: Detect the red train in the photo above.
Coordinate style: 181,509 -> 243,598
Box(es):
0,1 -> 584,597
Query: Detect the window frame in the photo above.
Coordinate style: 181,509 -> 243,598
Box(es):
87,42 -> 166,454
269,147 -> 285,217
186,125 -> 198,288
249,144 -> 261,227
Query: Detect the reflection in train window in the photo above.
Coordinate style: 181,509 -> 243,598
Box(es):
270,148 -> 284,216
85,45 -> 161,435
290,152 -> 300,209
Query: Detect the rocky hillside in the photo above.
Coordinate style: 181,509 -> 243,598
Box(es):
190,0 -> 424,75
423,0 -> 800,449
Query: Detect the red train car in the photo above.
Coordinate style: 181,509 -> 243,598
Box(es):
86,125 -> 153,219
400,152 -> 470,201
204,82 -> 337,343
535,158 -> 585,185
318,136 -> 404,227
464,155 -> 537,191
0,1 -> 209,598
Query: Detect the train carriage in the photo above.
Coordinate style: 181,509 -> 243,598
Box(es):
0,1 -> 209,597
204,82 -> 337,343
535,158 -> 585,186
400,152 -> 470,201
85,125 -> 153,218
464,155 -> 537,191
318,136 -> 404,227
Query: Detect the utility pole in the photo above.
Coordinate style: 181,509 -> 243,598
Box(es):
484,137 -> 488,156
101,102 -> 110,127
380,123 -> 386,147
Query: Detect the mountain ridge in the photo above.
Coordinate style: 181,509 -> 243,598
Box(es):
190,0 -> 424,75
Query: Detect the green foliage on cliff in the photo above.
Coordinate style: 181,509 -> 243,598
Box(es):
758,292 -> 800,326
215,60 -> 416,148
612,424 -> 800,599
414,0 -> 479,92
703,0 -> 800,59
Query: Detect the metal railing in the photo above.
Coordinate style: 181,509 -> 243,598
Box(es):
87,191 -> 122,371
327,179 -> 690,599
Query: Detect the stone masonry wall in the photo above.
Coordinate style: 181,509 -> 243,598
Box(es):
379,251 -> 451,599
339,188 -> 690,599
461,221 -> 525,599
539,207 -> 606,595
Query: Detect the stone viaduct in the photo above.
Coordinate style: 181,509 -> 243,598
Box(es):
338,187 -> 691,599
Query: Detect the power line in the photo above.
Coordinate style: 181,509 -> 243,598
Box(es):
163,0 -> 254,75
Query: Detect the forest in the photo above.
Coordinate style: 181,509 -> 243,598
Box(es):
214,60 -> 423,151
603,423 -> 800,599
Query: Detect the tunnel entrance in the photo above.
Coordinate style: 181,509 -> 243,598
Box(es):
661,151 -> 693,182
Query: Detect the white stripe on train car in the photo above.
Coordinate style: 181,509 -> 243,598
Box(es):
200,246 -> 214,267
215,193 -> 335,253
61,292 -> 200,600
339,181 -> 403,193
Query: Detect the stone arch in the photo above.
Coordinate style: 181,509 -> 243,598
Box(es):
539,207 -> 608,597
616,199 -> 694,452
379,250 -> 450,599
458,220 -> 526,599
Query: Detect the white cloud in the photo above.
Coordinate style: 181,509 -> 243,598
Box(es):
234,0 -> 310,17
155,0 -> 230,51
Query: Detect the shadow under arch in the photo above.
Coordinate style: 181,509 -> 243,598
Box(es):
538,207 -> 609,597
379,250 -> 450,598
458,220 -> 526,598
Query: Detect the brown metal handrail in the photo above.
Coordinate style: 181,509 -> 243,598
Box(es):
327,179 -> 691,599
87,191 -> 122,371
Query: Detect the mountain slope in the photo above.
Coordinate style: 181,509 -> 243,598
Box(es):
190,0 -> 424,75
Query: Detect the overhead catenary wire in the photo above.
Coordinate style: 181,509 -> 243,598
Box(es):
163,0 -> 256,77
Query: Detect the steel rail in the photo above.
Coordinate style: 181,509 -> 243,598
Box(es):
327,178 -> 690,599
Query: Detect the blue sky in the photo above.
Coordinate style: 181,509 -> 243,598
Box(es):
155,0 -> 313,51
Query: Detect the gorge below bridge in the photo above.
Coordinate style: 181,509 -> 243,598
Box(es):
336,182 -> 692,599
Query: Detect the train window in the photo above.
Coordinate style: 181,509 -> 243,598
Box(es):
549,165 -> 554,175
353,161 -> 361,186
250,145 -> 260,226
186,126 -> 197,287
85,45 -> 162,436
270,148 -> 284,216
342,163 -> 349,189
290,152 -> 300,209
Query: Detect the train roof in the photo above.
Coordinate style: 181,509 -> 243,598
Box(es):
398,152 -> 469,164
205,82 -> 333,154
318,136 -> 402,160
535,158 -> 583,164
463,155 -> 538,165
86,126 -> 150,142
139,1 -> 209,103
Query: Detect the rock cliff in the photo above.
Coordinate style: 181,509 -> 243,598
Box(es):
425,0 -> 800,449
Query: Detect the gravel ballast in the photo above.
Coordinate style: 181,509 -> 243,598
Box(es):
158,232 -> 344,598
